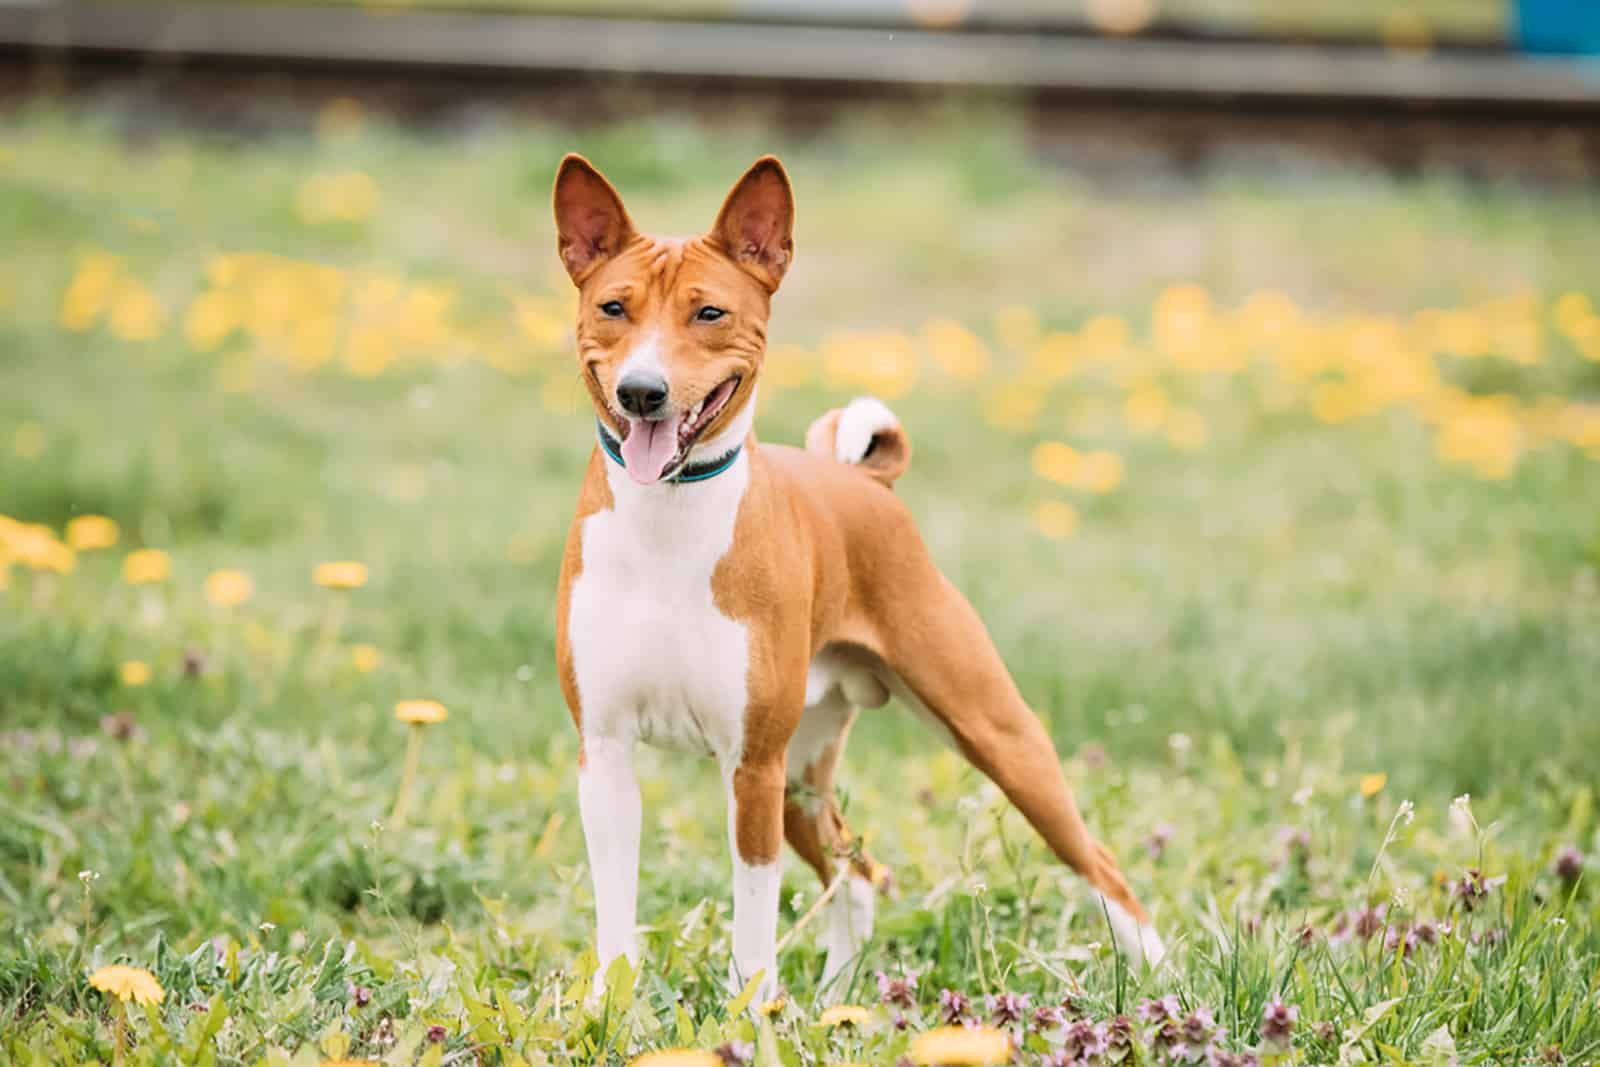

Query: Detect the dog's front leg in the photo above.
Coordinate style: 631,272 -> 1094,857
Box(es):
579,733 -> 640,991
725,756 -> 785,1002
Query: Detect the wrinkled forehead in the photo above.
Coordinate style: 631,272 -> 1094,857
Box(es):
581,235 -> 768,310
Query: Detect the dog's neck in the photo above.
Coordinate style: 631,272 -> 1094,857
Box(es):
597,388 -> 757,534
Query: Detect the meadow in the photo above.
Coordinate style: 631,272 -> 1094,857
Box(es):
1,99 -> 1599,1065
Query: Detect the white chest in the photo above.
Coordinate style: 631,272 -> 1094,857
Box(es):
567,456 -> 752,763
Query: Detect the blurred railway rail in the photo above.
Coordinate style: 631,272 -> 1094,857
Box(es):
1,3 -> 1598,178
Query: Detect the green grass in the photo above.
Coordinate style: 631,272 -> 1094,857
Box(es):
2,101 -> 1599,1065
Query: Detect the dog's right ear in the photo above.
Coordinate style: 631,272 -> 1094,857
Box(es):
552,154 -> 636,284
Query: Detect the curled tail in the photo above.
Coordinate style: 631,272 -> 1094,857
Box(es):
804,396 -> 912,488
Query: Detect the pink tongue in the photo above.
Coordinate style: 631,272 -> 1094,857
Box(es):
620,414 -> 683,485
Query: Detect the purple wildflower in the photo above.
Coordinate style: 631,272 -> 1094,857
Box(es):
939,988 -> 971,1025
714,1040 -> 753,1067
1352,904 -> 1388,940
987,991 -> 1033,1028
1451,869 -> 1507,913
347,982 -> 372,1007
1137,995 -> 1181,1023
1258,996 -> 1298,1047
426,1024 -> 447,1044
1472,926 -> 1507,948
1208,1051 -> 1259,1067
1062,1020 -> 1108,1059
877,969 -> 918,1009
1553,846 -> 1584,884
1385,923 -> 1418,957
1032,1004 -> 1065,1033
1313,1021 -> 1337,1043
1147,824 -> 1176,860
1104,1015 -> 1137,1059
1180,1007 -> 1219,1048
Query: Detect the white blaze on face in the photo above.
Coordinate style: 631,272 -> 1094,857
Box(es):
615,331 -> 685,485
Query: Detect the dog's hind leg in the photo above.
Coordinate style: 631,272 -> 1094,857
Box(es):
784,683 -> 886,998
879,574 -> 1165,966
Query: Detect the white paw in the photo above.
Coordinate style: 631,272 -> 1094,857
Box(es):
1099,895 -> 1167,969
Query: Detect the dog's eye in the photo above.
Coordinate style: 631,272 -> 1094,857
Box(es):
695,306 -> 727,323
599,301 -> 625,319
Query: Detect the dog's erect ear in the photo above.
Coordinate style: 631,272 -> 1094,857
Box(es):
711,156 -> 794,292
553,154 -> 636,284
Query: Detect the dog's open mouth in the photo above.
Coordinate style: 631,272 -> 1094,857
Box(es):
616,376 -> 740,485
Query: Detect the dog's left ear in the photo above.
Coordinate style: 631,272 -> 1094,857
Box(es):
711,156 -> 794,292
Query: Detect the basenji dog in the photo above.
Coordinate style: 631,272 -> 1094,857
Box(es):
552,154 -> 1164,1001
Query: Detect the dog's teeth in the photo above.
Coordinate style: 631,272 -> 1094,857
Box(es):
690,402 -> 703,422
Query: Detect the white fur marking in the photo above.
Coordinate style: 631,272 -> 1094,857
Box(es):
568,453 -> 752,759
1099,894 -> 1167,968
819,874 -> 876,998
617,330 -> 667,386
834,395 -> 898,465
788,689 -> 855,786
728,781 -> 782,1002
578,736 -> 640,989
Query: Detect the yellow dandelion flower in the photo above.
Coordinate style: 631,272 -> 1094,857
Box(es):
1153,283 -> 1216,361
184,290 -> 241,352
1125,383 -> 1169,433
1310,382 -> 1362,425
120,661 -> 151,687
980,383 -> 1040,432
1079,314 -> 1130,359
819,1004 -> 873,1028
205,569 -> 255,607
923,319 -> 990,380
1031,441 -> 1079,485
59,251 -> 122,332
1359,773 -> 1387,798
1553,291 -> 1594,338
1,522 -> 75,574
395,700 -> 448,725
351,644 -> 382,673
909,1025 -> 1011,1065
628,1053 -> 721,1067
88,965 -> 165,1006
314,560 -> 369,590
66,515 -> 120,551
1076,450 -> 1125,493
296,171 -> 380,225
758,996 -> 787,1015
1028,331 -> 1076,381
108,279 -> 166,342
123,548 -> 171,585
1033,501 -> 1079,540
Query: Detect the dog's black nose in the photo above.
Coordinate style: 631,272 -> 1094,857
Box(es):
616,373 -> 669,418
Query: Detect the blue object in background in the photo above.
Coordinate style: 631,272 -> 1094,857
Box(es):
1516,0 -> 1600,54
